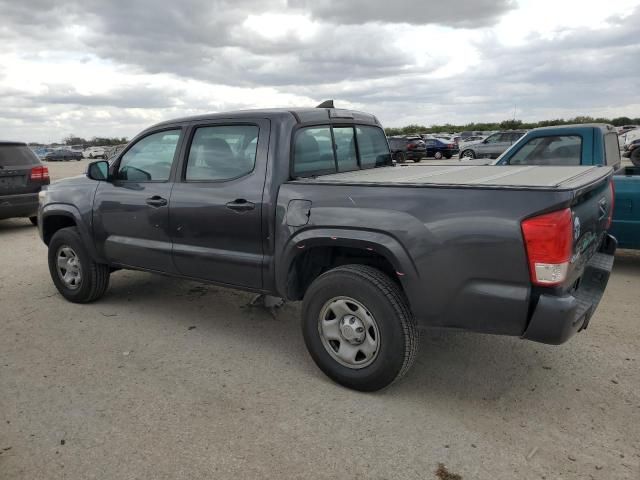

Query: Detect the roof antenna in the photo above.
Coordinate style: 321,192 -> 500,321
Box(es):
316,100 -> 334,109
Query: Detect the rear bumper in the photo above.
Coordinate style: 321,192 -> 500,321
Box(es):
0,192 -> 39,220
522,234 -> 617,345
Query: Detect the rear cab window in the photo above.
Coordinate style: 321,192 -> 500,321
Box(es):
293,124 -> 391,177
507,135 -> 582,166
0,144 -> 40,167
603,132 -> 621,167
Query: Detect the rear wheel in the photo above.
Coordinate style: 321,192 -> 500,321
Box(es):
461,149 -> 476,159
434,151 -> 443,160
29,216 -> 38,226
302,265 -> 419,391
631,148 -> 640,167
48,227 -> 110,303
395,152 -> 406,163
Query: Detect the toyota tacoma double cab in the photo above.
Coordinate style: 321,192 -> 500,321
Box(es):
38,104 -> 617,391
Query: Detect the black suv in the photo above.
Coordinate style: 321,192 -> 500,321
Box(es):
387,136 -> 426,163
0,142 -> 50,225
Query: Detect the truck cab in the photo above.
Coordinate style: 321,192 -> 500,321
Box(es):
496,124 -> 640,249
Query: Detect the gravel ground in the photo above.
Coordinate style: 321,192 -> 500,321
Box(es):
0,160 -> 639,480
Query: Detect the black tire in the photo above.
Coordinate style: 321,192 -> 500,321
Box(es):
631,148 -> 640,167
48,227 -> 110,303
461,149 -> 476,159
302,265 -> 419,391
434,151 -> 443,160
29,216 -> 38,226
395,151 -> 406,163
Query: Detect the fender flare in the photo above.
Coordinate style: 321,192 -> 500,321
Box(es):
41,204 -> 103,262
276,227 -> 420,304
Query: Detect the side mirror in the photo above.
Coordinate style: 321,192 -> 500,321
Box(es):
87,160 -> 109,181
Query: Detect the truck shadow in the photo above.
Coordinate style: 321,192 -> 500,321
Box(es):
98,269 -> 620,413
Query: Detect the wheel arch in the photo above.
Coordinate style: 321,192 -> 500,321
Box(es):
277,228 -> 419,303
41,205 -> 102,262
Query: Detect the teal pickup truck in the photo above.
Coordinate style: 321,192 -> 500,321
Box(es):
495,124 -> 639,249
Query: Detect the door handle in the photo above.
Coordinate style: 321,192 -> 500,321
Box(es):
146,195 -> 168,207
226,199 -> 255,212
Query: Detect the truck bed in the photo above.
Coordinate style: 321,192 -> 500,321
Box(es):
293,164 -> 612,191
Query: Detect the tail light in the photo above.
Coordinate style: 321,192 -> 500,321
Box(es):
30,165 -> 50,181
448,143 -> 455,148
521,208 -> 573,286
606,181 -> 615,229
407,143 -> 416,150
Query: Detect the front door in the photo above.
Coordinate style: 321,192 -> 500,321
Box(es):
93,128 -> 183,272
169,120 -> 269,289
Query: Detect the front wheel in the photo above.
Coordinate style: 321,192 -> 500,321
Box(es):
461,149 -> 476,159
434,151 -> 443,160
48,227 -> 110,303
394,151 -> 407,163
302,265 -> 419,391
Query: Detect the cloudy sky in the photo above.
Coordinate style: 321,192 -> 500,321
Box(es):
1,0 -> 639,143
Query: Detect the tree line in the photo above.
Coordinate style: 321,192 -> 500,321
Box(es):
28,135 -> 129,147
384,116 -> 640,136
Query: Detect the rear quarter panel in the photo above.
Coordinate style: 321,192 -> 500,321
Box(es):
276,183 -> 578,335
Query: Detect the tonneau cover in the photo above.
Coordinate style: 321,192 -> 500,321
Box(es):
293,165 -> 613,191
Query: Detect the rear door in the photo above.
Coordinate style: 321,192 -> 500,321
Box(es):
169,119 -> 269,288
93,128 -> 183,272
0,144 -> 42,196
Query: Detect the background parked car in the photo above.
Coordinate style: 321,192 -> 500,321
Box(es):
422,138 -> 460,159
623,138 -> 640,166
459,131 -> 526,159
104,144 -> 128,160
83,146 -> 106,159
387,136 -> 426,163
44,149 -> 83,161
31,147 -> 54,160
0,141 -> 50,225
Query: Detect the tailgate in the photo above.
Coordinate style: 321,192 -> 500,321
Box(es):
0,145 -> 44,195
564,173 -> 614,287
0,165 -> 30,195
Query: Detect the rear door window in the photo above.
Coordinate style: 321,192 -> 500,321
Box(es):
0,145 -> 40,167
603,132 -> 621,166
185,125 -> 259,181
508,135 -> 582,166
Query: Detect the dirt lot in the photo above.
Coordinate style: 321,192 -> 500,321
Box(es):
1,160 -> 639,480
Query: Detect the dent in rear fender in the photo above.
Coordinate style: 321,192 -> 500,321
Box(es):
276,227 -> 419,298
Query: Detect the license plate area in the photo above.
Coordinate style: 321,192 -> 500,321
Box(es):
0,175 -> 25,186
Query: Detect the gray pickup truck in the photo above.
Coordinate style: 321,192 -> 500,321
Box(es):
38,105 -> 617,391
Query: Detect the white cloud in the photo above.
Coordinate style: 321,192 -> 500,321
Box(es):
0,0 -> 638,142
